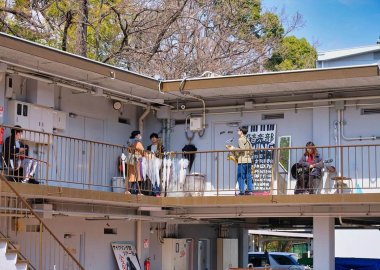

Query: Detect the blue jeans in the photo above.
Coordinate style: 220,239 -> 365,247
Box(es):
237,163 -> 253,194
152,181 -> 160,196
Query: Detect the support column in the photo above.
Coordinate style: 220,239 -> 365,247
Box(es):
238,228 -> 249,268
0,68 -> 6,125
313,217 -> 335,270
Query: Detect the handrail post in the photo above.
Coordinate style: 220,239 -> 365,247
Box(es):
88,142 -> 93,190
216,152 -> 219,196
45,134 -> 51,185
340,145 -> 344,178
39,221 -> 43,269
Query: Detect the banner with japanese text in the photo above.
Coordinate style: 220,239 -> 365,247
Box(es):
247,124 -> 276,193
111,241 -> 141,270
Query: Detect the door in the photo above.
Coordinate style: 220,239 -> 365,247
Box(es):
198,239 -> 210,270
213,123 -> 237,194
62,232 -> 85,270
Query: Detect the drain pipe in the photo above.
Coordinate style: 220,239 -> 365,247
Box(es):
139,106 -> 151,135
341,109 -> 380,141
179,77 -> 206,130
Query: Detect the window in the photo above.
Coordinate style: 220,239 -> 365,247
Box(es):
248,254 -> 269,267
271,254 -> 298,265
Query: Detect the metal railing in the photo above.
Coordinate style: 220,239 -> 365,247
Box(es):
0,174 -> 85,269
0,124 -> 379,196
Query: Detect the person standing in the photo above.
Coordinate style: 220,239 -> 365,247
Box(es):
127,130 -> 144,194
227,126 -> 253,195
147,133 -> 164,155
147,133 -> 164,196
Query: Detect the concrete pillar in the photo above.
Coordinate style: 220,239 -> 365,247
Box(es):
313,217 -> 335,270
239,228 -> 249,268
0,70 -> 5,125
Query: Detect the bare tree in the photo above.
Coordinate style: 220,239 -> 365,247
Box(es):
0,0 -> 306,79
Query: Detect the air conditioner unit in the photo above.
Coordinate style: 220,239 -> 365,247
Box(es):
190,117 -> 203,131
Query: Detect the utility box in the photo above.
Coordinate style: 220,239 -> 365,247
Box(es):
162,238 -> 193,270
32,203 -> 53,219
217,238 -> 238,270
190,117 -> 203,131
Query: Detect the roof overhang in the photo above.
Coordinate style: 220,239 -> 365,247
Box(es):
1,33 -> 380,107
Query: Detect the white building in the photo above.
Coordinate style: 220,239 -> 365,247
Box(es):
317,39 -> 380,68
0,32 -> 380,270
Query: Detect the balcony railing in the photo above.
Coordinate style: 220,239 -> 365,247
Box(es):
1,125 -> 379,196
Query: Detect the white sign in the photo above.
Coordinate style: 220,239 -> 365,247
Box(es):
111,241 -> 141,270
247,124 -> 276,192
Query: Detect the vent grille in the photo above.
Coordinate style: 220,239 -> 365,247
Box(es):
175,119 -> 186,125
104,228 -> 117,234
262,113 -> 284,120
118,117 -> 130,125
361,108 -> 380,115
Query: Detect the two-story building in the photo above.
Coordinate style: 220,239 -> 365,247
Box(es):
1,32 -> 380,270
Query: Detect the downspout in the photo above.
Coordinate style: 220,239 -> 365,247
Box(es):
179,78 -> 206,130
139,106 -> 151,135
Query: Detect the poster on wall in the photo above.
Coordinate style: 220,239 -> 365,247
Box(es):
111,241 -> 142,270
247,124 -> 276,193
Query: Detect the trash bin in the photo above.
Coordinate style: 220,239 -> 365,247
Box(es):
111,177 -> 125,193
184,173 -> 206,197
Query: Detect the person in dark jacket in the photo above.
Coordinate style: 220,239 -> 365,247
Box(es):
147,133 -> 164,155
3,125 -> 26,181
295,141 -> 323,194
3,126 -> 39,183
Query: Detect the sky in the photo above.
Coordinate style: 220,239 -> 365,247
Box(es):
262,0 -> 380,52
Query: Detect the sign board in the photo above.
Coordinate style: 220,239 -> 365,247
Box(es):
111,241 -> 141,270
247,124 -> 276,193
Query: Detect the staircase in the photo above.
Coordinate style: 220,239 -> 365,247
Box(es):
0,174 -> 85,270
0,237 -> 29,270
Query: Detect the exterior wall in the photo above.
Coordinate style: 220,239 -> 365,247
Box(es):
335,229 -> 380,258
9,217 -> 151,270
317,51 -> 380,68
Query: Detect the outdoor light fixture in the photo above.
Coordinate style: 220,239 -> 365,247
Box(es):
110,71 -> 116,80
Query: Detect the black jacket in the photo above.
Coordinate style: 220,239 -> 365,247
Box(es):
3,135 -> 28,168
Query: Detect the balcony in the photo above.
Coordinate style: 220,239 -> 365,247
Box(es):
1,125 -> 379,199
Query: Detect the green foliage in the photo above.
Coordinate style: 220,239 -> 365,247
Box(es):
266,35 -> 317,71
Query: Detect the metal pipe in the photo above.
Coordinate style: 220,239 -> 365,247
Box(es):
176,95 -> 380,113
341,109 -> 380,141
2,59 -> 172,108
139,107 -> 151,135
179,77 -> 206,129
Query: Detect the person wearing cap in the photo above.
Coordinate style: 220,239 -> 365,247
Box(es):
127,130 -> 144,194
296,141 -> 323,194
227,126 -> 253,195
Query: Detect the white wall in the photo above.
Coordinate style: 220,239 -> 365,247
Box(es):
335,229 -> 380,258
10,217 -> 151,270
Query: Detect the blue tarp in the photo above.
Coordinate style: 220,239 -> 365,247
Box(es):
336,257 -> 380,270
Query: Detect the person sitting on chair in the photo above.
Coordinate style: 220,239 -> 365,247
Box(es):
295,141 -> 323,194
3,125 -> 39,184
